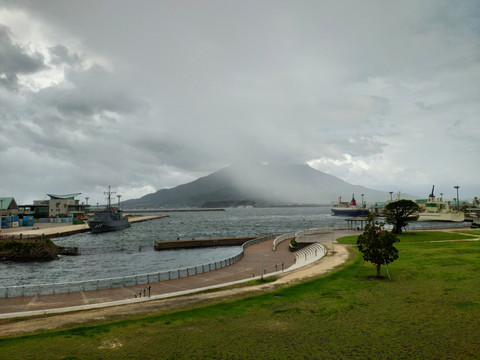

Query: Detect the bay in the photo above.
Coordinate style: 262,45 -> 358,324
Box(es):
0,206 -> 470,288
1,207 -> 340,287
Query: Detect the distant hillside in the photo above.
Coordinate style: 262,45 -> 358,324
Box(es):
122,162 -> 396,209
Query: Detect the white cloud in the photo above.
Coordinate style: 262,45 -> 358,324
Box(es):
0,0 -> 478,204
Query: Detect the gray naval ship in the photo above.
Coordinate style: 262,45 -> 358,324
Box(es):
88,187 -> 131,234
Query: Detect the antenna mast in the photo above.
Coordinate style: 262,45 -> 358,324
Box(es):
104,186 -> 116,209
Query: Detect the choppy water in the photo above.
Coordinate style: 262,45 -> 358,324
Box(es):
0,206 -> 470,288
1,207 -> 340,287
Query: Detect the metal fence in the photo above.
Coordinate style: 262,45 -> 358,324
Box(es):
0,234 -> 275,299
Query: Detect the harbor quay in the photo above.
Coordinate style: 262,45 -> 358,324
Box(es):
0,215 -> 167,239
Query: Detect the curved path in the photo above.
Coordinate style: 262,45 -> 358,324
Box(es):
0,230 -> 358,337
0,238 -> 299,317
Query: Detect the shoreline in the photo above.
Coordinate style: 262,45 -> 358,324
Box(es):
0,237 -> 350,336
0,215 -> 167,239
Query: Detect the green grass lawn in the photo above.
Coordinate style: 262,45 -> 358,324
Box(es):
338,230 -> 480,245
1,236 -> 479,359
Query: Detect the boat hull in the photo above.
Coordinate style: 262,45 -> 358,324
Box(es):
88,219 -> 131,233
331,208 -> 369,216
417,212 -> 465,222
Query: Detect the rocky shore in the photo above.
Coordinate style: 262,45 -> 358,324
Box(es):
0,238 -> 60,261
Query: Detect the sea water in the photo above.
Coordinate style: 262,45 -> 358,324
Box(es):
0,207 -> 336,287
0,206 -> 470,287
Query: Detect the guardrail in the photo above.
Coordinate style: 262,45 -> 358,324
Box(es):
0,234 -> 51,240
272,232 -> 296,251
272,227 -> 336,251
0,234 -> 275,299
294,227 -> 334,243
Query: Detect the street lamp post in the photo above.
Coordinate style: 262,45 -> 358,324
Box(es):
85,197 -> 89,215
0,198 -> 3,233
260,250 -> 264,280
330,223 -> 335,253
454,186 -> 460,211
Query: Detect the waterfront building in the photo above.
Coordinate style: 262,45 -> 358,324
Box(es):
0,197 -> 19,216
32,193 -> 88,218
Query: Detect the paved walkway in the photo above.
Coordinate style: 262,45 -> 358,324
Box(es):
0,229 -> 362,320
0,238 -> 297,318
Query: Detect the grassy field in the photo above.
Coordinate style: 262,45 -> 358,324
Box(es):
337,229 -> 479,244
0,231 -> 479,359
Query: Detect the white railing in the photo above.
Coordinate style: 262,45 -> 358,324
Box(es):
0,234 -> 276,299
273,227 -> 335,251
294,227 -> 334,243
272,232 -> 296,251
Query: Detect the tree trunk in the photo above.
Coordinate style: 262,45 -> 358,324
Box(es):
376,263 -> 382,277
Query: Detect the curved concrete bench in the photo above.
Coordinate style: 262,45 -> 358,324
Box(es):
290,243 -> 327,270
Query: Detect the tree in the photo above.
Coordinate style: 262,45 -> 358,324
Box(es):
357,214 -> 399,278
384,199 -> 420,234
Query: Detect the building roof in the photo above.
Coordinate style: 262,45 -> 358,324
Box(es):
47,193 -> 82,200
0,197 -> 17,209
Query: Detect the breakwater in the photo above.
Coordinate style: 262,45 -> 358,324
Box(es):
154,236 -> 257,250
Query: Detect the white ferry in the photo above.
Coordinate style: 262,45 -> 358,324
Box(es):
416,186 -> 465,222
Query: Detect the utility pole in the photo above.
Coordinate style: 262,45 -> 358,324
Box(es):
0,198 -> 3,233
260,250 -> 264,280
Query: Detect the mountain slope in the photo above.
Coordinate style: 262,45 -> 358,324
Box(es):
122,162 -> 394,208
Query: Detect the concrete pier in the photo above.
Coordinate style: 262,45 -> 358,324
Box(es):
154,236 -> 257,250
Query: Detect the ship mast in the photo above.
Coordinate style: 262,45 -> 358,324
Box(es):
104,186 -> 116,209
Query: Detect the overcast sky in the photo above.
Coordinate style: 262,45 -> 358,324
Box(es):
0,0 -> 479,205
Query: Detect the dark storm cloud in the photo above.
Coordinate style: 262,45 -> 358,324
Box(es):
34,65 -> 143,117
0,24 -> 46,90
49,44 -> 81,66
0,0 -> 479,203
